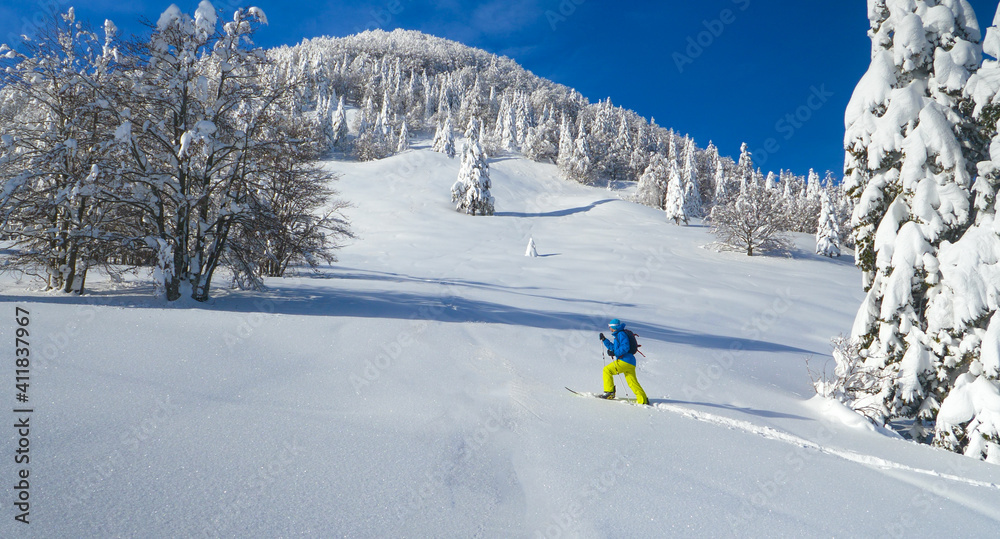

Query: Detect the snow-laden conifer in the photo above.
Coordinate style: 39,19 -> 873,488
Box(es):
926,4 -> 1000,461
396,122 -> 409,153
562,128 -> 596,185
815,190 -> 842,257
839,0 -> 983,440
664,161 -> 689,225
432,116 -> 456,158
556,115 -> 574,170
735,143 -> 754,195
681,137 -> 702,218
451,118 -> 494,215
331,95 -> 349,149
635,153 -> 669,209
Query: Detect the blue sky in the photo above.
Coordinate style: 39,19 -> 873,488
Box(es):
2,0 -> 999,178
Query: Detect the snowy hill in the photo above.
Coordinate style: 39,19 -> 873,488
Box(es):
3,141 -> 1000,537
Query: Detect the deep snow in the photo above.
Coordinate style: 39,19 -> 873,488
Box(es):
3,141 -> 1000,538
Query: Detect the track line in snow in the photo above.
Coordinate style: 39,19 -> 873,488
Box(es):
650,401 -> 1000,491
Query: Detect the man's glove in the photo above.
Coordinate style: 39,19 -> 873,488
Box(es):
599,333 -> 606,341
607,351 -> 616,359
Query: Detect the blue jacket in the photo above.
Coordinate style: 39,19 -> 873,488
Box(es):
603,328 -> 636,366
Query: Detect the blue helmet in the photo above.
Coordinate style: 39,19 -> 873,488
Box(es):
608,319 -> 624,331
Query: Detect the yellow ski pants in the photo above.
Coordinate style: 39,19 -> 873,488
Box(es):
602,360 -> 648,405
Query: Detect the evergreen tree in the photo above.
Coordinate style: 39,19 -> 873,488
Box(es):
331,96 -> 349,149
735,143 -> 754,195
928,5 -> 1000,461
451,118 -> 494,215
713,157 -> 730,207
664,161 -> 689,225
556,114 -> 574,170
523,125 -> 555,162
432,117 -> 456,158
396,122 -> 409,153
815,190 -> 842,257
681,137 -> 702,218
843,0 -> 982,437
562,127 -> 596,185
635,153 -> 670,209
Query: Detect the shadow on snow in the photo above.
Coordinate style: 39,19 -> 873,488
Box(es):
494,199 -> 615,218
1,269 -> 818,357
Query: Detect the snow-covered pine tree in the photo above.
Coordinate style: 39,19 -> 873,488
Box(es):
556,114 -> 574,170
735,143 -> 754,195
843,0 -> 982,436
498,93 -> 517,152
451,118 -> 494,215
681,137 -> 702,218
712,156 -> 730,207
432,116 -> 456,158
523,126 -> 555,163
925,4 -> 1000,461
664,161 -> 689,225
331,95 -> 349,149
765,171 -> 778,191
562,128 -> 596,185
607,114 -> 634,182
459,75 -> 487,127
815,190 -> 842,257
354,95 -> 382,161
396,121 -> 409,153
376,91 -> 392,148
635,153 -> 670,209
514,92 -> 532,148
805,168 -> 821,200
315,93 -> 334,148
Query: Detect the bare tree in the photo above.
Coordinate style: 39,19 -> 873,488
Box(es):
0,11 -> 121,294
229,105 -> 353,283
1,6 -> 352,301
710,181 -> 790,256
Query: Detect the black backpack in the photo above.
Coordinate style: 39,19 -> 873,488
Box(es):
624,329 -> 641,356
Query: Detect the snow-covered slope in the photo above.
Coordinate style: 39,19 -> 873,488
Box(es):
3,142 -> 1000,538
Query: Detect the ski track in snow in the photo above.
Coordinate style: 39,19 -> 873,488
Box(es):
648,401 -> 1000,492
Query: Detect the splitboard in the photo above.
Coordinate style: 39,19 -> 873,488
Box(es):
565,387 -> 648,406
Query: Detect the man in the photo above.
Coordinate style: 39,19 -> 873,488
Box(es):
598,319 -> 649,405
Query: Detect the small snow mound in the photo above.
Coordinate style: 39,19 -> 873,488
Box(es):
806,395 -> 878,433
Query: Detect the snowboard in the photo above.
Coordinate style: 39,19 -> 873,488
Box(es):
565,387 -> 648,406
